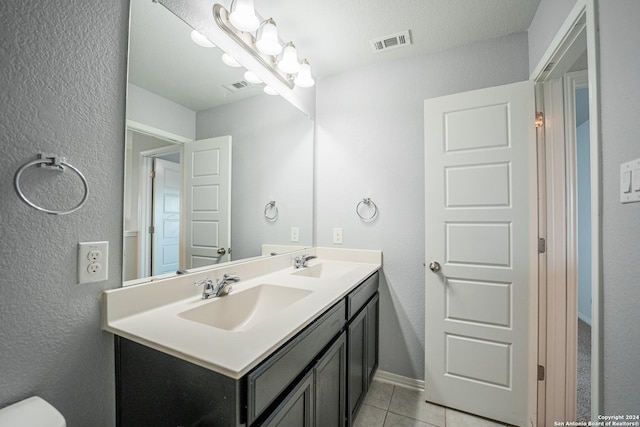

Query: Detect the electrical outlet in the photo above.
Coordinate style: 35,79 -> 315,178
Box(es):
333,228 -> 343,244
290,227 -> 300,242
78,241 -> 108,284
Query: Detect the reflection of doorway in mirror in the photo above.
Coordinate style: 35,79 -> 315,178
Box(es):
123,129 -> 181,281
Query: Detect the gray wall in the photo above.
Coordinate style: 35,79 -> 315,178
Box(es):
528,0 -> 640,415
0,0 -> 128,425
598,0 -> 640,414
315,32 -> 529,380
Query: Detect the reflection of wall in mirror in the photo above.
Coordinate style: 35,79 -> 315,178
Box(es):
197,95 -> 314,260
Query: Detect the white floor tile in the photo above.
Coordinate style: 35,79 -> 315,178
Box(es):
384,411 -> 438,427
354,404 -> 387,427
388,386 -> 445,426
445,408 -> 507,427
364,380 -> 395,410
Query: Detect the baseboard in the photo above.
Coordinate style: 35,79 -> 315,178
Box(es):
373,370 -> 425,392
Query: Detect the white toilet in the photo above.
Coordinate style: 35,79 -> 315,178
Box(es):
0,396 -> 66,427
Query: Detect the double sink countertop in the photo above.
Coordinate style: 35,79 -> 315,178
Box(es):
102,247 -> 382,379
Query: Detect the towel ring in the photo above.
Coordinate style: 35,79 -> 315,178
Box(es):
14,154 -> 89,215
264,200 -> 278,221
356,197 -> 378,221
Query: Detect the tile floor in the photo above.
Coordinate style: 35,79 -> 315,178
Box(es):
354,380 -> 510,427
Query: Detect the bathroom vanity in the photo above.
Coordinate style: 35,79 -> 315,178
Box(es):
102,248 -> 381,426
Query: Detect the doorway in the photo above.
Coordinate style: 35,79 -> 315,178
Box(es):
565,70 -> 591,422
531,1 -> 601,423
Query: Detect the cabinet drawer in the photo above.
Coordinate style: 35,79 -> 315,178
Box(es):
346,271 -> 379,319
247,300 -> 346,424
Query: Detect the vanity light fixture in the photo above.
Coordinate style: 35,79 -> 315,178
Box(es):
255,18 -> 282,56
213,4 -> 315,91
221,52 -> 242,67
277,42 -> 301,75
190,30 -> 215,48
229,0 -> 260,32
294,59 -> 315,88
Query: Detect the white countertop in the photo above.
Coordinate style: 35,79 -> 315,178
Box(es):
102,248 -> 381,379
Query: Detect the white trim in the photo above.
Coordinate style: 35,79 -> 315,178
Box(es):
373,370 -> 425,392
126,119 -> 193,144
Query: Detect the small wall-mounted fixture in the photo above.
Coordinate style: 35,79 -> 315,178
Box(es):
264,200 -> 278,220
356,198 -> 379,222
213,4 -> 315,90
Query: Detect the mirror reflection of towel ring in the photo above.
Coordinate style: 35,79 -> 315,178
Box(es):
264,200 -> 278,221
14,154 -> 89,215
356,197 -> 378,221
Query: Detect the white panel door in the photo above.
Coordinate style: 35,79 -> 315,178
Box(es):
152,158 -> 181,275
424,81 -> 535,426
183,136 -> 232,267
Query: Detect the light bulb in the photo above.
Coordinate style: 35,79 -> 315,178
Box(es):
277,42 -> 300,75
221,53 -> 241,68
256,19 -> 282,56
229,0 -> 260,32
190,30 -> 215,48
294,59 -> 315,87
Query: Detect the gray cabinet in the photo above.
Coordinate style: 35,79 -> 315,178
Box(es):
315,333 -> 347,427
348,293 -> 379,424
263,371 -> 314,427
247,300 -> 345,425
115,271 -> 379,427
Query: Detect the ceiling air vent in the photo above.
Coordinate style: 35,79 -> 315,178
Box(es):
222,80 -> 257,93
370,30 -> 412,53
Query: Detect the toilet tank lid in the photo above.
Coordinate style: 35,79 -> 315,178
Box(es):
0,396 -> 65,427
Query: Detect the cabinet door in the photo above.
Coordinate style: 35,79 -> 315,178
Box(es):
348,307 -> 367,423
366,294 -> 379,385
263,371 -> 314,427
315,332 -> 347,427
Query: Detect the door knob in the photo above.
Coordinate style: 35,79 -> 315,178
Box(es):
217,248 -> 226,255
429,261 -> 441,272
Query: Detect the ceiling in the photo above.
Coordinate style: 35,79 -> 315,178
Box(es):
128,0 -> 541,112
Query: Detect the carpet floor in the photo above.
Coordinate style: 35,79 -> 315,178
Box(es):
577,319 -> 591,421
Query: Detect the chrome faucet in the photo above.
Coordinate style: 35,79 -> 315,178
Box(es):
215,273 -> 240,297
195,273 -> 240,299
195,278 -> 216,299
293,254 -> 316,269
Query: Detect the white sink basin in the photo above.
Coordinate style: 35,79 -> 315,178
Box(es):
291,262 -> 357,279
178,284 -> 312,332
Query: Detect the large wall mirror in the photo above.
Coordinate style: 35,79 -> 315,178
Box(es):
123,0 -> 314,285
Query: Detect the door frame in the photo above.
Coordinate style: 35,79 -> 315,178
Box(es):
530,0 -> 602,422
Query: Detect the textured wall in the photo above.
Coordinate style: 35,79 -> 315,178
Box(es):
598,0 -> 640,414
315,32 -> 529,380
0,1 -> 129,425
